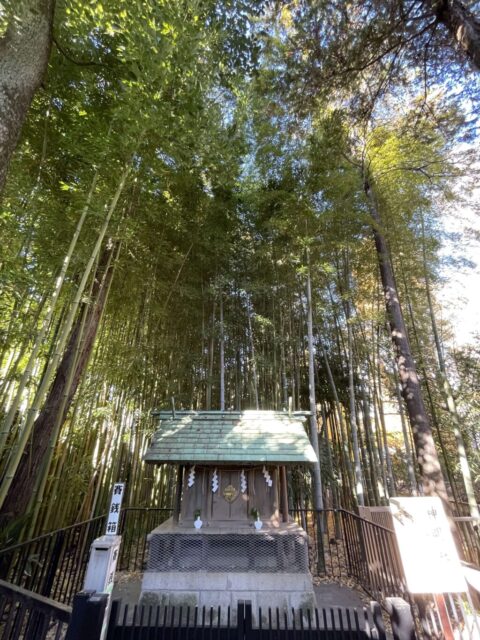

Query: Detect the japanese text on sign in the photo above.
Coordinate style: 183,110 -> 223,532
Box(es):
390,497 -> 466,594
105,482 -> 125,536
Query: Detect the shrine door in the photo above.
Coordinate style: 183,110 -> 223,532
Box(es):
211,469 -> 249,521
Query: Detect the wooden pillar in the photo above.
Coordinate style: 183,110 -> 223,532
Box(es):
173,465 -> 184,524
281,465 -> 289,523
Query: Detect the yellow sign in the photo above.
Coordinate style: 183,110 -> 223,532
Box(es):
223,484 -> 238,503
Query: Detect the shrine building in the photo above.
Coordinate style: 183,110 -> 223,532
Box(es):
141,410 -> 318,613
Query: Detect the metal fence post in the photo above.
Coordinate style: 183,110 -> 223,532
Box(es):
237,600 -> 253,639
237,600 -> 245,640
370,601 -> 387,640
106,599 -> 120,640
316,510 -> 326,574
385,597 -> 417,640
65,590 -> 108,640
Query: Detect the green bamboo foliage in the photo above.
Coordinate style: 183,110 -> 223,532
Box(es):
0,0 -> 478,537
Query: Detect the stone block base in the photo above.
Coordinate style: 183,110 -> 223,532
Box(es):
140,571 -> 316,621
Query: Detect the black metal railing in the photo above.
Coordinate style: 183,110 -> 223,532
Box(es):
2,504 -> 479,639
356,502 -> 480,570
290,508 -> 406,597
295,508 -> 480,639
451,500 -> 476,518
0,507 -> 172,606
118,507 -> 173,571
454,516 -> 480,566
0,578 -> 71,640
0,515 -> 105,604
106,599 -> 386,640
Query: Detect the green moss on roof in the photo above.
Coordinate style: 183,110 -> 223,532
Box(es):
144,410 -> 318,465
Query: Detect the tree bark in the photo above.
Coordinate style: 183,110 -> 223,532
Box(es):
0,242 -> 117,523
0,0 -> 55,191
429,0 -> 480,70
392,359 -> 418,495
364,177 -> 449,504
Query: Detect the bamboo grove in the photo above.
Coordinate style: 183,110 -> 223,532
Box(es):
0,0 -> 479,543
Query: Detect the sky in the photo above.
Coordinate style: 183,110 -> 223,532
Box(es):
440,186 -> 480,347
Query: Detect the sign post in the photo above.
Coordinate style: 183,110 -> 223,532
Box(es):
83,482 -> 125,640
105,482 -> 125,536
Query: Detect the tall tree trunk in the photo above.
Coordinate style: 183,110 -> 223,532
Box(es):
364,177 -> 449,504
360,382 -> 382,504
219,292 -> 225,411
421,217 -> 479,517
376,353 -> 397,495
0,165 -> 129,513
401,270 -> 461,502
343,259 -> 365,506
246,293 -> 259,409
27,241 -> 120,534
305,251 -> 325,544
392,359 -> 418,495
0,241 -> 118,523
0,0 -> 55,191
318,335 -> 356,501
206,302 -> 215,410
279,310 -> 289,410
428,0 -> 480,70
0,170 -> 99,452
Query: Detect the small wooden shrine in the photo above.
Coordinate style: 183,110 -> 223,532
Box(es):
141,410 -> 318,613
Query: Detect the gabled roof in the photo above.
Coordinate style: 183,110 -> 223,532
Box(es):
144,410 -> 317,465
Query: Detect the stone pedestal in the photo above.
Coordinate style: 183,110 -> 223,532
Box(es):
140,519 -> 316,618
141,570 -> 316,612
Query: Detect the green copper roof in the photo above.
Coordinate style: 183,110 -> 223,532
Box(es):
144,410 -> 317,466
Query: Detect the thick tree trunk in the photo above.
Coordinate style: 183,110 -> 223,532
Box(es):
392,359 -> 418,495
0,0 -> 55,191
401,270 -> 461,502
429,0 -> 480,70
0,242 -> 117,523
364,178 -> 449,504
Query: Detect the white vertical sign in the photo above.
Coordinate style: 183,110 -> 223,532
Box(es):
105,482 -> 125,535
390,497 -> 466,594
